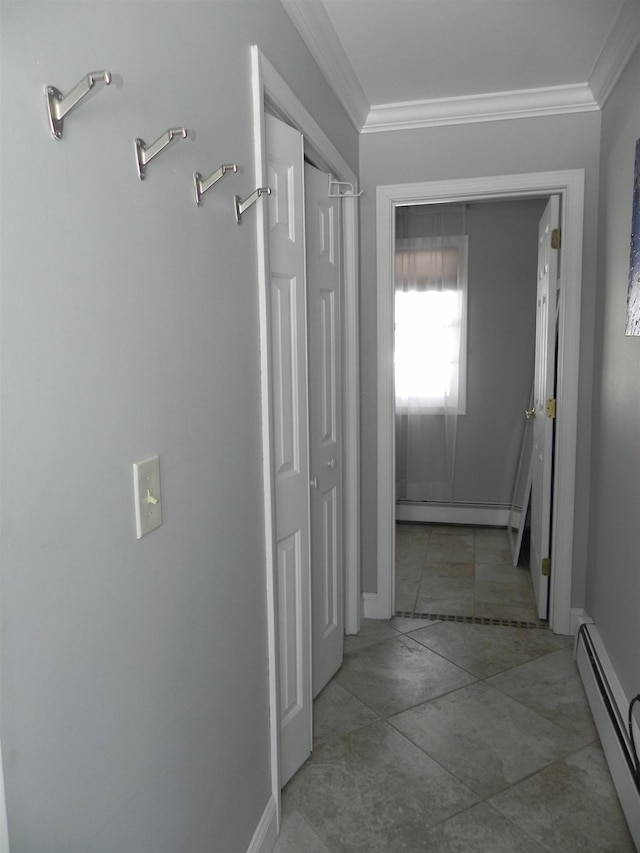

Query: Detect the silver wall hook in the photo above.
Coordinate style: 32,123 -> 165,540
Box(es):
234,187 -> 271,224
135,127 -> 188,180
193,163 -> 238,206
46,70 -> 112,140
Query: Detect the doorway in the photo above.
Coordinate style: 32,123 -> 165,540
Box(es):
375,171 -> 585,636
393,197 -> 548,623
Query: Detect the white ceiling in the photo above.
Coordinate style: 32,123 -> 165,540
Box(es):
282,0 -> 640,132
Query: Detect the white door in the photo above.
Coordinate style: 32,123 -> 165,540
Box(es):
305,163 -> 344,698
266,114 -> 312,786
530,195 -> 560,619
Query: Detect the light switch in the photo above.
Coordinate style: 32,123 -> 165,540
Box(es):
133,455 -> 162,539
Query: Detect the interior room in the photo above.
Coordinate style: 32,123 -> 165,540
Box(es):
392,197 -> 546,623
1,1 -> 639,851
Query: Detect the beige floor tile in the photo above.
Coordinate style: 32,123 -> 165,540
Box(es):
336,634 -> 476,716
396,557 -> 424,583
416,576 -> 475,616
422,802 -> 546,852
426,542 -> 475,562
272,810 -> 332,853
276,614 -> 632,853
475,546 -> 513,565
408,621 -> 572,679
475,562 -> 532,586
394,578 -> 420,613
489,743 -> 636,851
474,579 -> 537,608
422,560 -> 475,578
474,527 -> 510,546
343,618 -> 399,653
474,597 -> 539,623
395,524 -> 539,623
283,721 -> 479,853
391,681 -> 585,797
313,680 -> 380,747
487,646 -> 597,742
432,526 -> 475,540
391,615 -> 440,633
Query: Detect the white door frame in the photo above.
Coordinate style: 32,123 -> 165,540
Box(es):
375,170 -> 585,636
250,45 -> 361,810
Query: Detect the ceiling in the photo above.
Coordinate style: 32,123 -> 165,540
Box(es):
281,0 -> 640,132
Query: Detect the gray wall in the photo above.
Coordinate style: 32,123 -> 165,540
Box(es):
456,199 -> 545,504
396,199 -> 544,506
359,112 -> 601,594
586,44 -> 640,700
0,2 -> 357,851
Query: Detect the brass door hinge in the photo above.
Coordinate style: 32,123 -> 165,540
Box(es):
546,398 -> 556,418
542,557 -> 551,577
551,228 -> 561,249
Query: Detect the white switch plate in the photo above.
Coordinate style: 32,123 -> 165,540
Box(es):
133,455 -> 162,539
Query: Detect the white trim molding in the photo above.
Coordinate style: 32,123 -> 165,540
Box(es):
376,171 -> 585,636
246,795 -> 278,853
279,0 -> 368,132
363,592 -> 383,621
589,0 -> 640,107
396,503 -> 511,528
576,622 -> 640,848
363,84 -> 598,134
571,608 -> 591,637
283,0 -> 639,133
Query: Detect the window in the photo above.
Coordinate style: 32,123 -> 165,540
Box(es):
394,236 -> 468,414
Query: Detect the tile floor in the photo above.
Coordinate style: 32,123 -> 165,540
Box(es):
273,525 -> 635,852
394,523 -> 542,624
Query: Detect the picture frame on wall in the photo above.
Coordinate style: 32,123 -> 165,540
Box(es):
625,138 -> 640,336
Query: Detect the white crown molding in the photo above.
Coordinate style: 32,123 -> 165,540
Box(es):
362,84 -> 599,134
283,0 -> 639,134
280,0 -> 369,132
589,0 -> 640,107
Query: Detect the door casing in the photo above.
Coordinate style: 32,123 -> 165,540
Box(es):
375,171 -> 585,636
251,45 -> 361,816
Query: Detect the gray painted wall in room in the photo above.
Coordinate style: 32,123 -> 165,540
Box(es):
0,3 -> 357,850
396,199 -> 545,506
359,112 -> 602,595
586,44 -> 640,702
455,199 -> 545,504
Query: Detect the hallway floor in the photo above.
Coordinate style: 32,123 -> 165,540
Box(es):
273,525 -> 635,852
394,523 -> 542,625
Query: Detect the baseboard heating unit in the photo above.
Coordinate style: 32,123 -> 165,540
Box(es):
576,623 -> 640,847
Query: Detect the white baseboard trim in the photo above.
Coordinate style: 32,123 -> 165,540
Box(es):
246,794 -> 278,853
363,592 -> 381,620
0,738 -> 8,853
395,503 -> 510,527
575,621 -> 639,848
570,608 -> 591,636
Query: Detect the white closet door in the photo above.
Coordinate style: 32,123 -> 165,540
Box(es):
305,163 -> 344,698
266,114 -> 312,786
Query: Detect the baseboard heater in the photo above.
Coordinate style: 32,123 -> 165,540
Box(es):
576,623 -> 640,846
395,501 -> 510,527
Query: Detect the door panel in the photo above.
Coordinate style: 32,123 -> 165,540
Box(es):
277,531 -> 303,725
266,115 -> 312,787
530,195 -> 559,620
271,274 -> 299,477
305,163 -> 344,697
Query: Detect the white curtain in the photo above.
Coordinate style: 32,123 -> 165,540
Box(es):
395,205 -> 467,503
